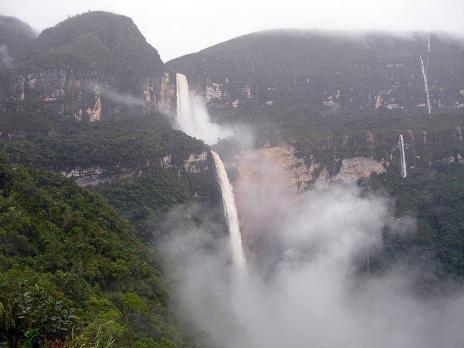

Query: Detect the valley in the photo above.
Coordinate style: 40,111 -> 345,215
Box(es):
0,8 -> 464,348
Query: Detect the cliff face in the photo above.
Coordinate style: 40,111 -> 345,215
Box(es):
226,121 -> 464,197
229,133 -> 463,252
229,139 -> 464,266
335,157 -> 385,181
0,12 -> 167,119
61,151 -> 209,187
229,144 -> 385,268
0,15 -> 36,107
292,126 -> 464,177
167,30 -> 464,115
231,144 -> 385,194
4,68 -> 167,119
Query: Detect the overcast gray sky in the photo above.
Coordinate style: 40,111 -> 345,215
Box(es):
2,0 -> 464,61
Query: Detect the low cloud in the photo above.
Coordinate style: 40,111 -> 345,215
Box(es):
0,45 -> 14,69
175,96 -> 235,145
162,182 -> 464,348
97,85 -> 146,108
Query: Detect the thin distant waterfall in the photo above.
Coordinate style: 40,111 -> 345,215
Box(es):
427,32 -> 431,54
420,56 -> 432,115
176,73 -> 194,134
211,151 -> 246,268
399,135 -> 408,178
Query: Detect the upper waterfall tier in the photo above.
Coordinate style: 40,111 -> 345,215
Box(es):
176,73 -> 194,134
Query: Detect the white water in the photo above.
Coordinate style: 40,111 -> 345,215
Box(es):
427,32 -> 431,54
211,151 -> 246,268
175,73 -> 232,145
399,135 -> 408,178
176,73 -> 195,134
420,56 -> 432,115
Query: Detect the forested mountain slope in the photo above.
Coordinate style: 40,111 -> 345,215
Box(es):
167,30 -> 464,115
0,12 -> 167,119
0,15 -> 35,58
0,159 -> 199,347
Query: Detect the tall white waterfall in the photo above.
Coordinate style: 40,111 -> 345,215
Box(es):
399,135 -> 408,178
176,73 -> 195,134
420,56 -> 432,115
211,151 -> 246,268
175,73 -> 232,145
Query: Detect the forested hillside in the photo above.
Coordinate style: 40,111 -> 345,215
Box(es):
167,29 -> 464,116
0,12 -> 167,119
0,15 -> 35,58
22,11 -> 163,85
0,11 -> 212,346
0,111 -> 206,183
361,164 -> 464,284
0,159 -> 201,347
1,7 -> 464,348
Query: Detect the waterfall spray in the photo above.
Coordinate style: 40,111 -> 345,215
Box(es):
399,135 -> 408,178
420,56 -> 432,115
175,73 -> 232,145
211,151 -> 246,268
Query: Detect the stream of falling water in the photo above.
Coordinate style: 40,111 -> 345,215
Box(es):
176,73 -> 194,134
399,134 -> 408,178
211,151 -> 247,268
175,73 -> 245,267
420,56 -> 432,115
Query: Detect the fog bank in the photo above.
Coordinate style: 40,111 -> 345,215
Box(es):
162,184 -> 464,348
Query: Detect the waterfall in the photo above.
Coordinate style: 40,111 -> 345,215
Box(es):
211,151 -> 246,268
427,32 -> 431,54
399,135 -> 408,178
175,73 -> 232,145
420,56 -> 432,115
176,73 -> 194,135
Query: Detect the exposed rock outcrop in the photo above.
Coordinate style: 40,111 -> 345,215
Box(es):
334,157 -> 385,182
230,145 -> 386,264
61,167 -> 136,187
60,150 -> 209,187
184,152 -> 208,174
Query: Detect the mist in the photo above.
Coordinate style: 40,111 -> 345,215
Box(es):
4,0 -> 464,61
162,171 -> 464,347
88,84 -> 147,108
0,45 -> 13,68
100,87 -> 146,108
175,96 -> 234,145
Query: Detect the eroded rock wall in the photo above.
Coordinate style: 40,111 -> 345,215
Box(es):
229,144 -> 386,263
2,69 -> 170,120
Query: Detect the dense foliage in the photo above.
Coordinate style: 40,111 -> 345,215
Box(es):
1,11 -> 463,348
361,164 -> 464,285
18,11 -> 163,91
0,158 -> 201,347
96,171 -> 211,242
0,110 -> 209,347
0,111 -> 206,172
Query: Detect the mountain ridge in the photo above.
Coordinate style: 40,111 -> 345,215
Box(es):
0,11 -> 167,119
167,28 -> 464,117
